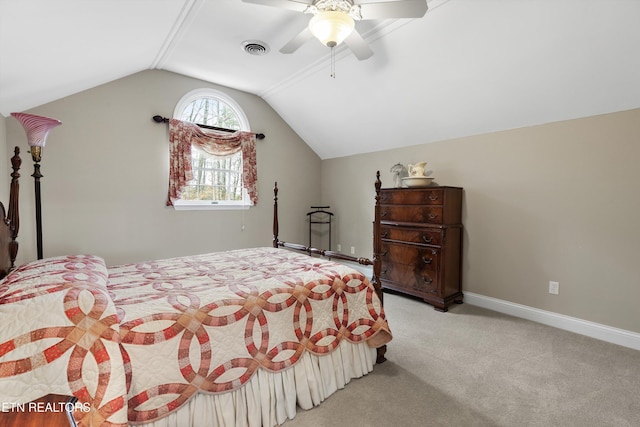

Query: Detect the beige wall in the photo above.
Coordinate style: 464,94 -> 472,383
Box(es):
321,108 -> 640,333
5,70 -> 321,266
4,70 -> 638,335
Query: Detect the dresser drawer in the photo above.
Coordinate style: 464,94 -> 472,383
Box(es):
381,242 -> 439,271
380,188 -> 444,206
380,262 -> 438,295
380,226 -> 442,246
380,205 -> 443,224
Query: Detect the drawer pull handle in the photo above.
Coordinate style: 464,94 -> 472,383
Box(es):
429,194 -> 439,201
422,277 -> 433,284
381,211 -> 388,217
422,235 -> 433,243
381,250 -> 388,257
422,257 -> 433,264
428,213 -> 438,220
381,269 -> 387,275
381,231 -> 389,238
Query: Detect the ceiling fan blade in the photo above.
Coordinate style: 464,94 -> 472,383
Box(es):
358,0 -> 428,20
279,27 -> 314,54
344,30 -> 374,60
241,0 -> 311,13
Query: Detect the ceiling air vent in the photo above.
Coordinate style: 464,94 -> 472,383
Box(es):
242,40 -> 270,56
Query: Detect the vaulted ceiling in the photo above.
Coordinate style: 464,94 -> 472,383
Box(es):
1,0 -> 639,159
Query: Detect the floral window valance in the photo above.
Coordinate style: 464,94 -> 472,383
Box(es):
166,118 -> 257,206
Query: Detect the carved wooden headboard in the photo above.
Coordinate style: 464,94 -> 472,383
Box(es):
0,147 -> 21,279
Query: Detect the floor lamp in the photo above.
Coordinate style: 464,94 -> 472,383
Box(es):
10,112 -> 62,260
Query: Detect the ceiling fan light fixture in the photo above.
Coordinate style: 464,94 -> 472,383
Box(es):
309,11 -> 355,47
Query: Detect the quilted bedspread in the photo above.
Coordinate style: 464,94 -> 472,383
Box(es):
0,247 -> 391,426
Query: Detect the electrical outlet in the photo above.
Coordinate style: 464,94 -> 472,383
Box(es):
549,281 -> 559,295
350,246 -> 355,254
337,244 -> 341,252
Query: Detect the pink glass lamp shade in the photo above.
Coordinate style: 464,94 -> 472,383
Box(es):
10,112 -> 62,162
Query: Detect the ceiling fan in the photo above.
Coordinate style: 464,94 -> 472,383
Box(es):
241,0 -> 429,60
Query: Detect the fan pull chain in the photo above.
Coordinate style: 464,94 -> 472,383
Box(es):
330,45 -> 336,78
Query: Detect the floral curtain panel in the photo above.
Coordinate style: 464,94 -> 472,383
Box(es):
166,118 -> 257,206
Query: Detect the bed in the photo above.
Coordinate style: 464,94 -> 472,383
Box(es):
0,147 -> 391,427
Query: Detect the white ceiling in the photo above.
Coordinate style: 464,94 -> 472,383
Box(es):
1,0 -> 639,159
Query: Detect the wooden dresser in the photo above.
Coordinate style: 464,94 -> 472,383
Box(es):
375,186 -> 463,311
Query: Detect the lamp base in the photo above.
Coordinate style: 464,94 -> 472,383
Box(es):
32,162 -> 43,260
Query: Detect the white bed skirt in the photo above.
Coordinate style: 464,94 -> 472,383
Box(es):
137,341 -> 377,427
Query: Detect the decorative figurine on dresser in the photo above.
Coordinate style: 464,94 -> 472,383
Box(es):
374,166 -> 463,311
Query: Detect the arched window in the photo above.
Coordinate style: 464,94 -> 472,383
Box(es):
172,89 -> 253,210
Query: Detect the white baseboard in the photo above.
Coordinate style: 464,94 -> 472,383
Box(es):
337,260 -> 640,352
464,292 -> 640,351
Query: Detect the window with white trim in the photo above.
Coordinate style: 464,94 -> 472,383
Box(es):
172,89 -> 253,210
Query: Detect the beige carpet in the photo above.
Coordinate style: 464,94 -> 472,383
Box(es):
286,292 -> 640,426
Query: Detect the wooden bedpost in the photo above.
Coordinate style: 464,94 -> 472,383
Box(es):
372,171 -> 387,364
8,147 -> 20,270
272,182 -> 279,248
372,171 -> 382,302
